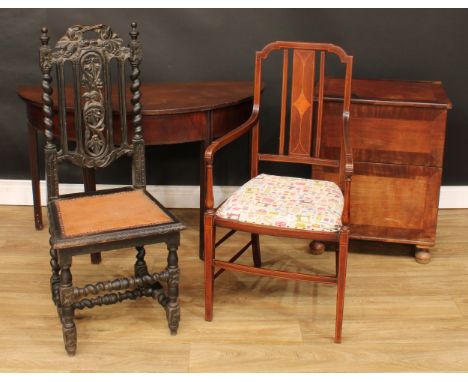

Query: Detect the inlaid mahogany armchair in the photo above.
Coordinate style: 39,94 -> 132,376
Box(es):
39,23 -> 184,355
203,41 -> 353,342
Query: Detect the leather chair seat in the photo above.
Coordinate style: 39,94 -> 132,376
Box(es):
51,188 -> 174,238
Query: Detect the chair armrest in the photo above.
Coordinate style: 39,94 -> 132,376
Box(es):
204,111 -> 259,165
204,111 -> 259,211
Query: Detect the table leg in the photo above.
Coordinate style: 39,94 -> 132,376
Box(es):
83,167 -> 96,193
28,124 -> 43,230
83,168 -> 101,265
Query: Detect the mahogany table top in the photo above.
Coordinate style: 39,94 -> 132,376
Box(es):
17,80 -> 255,116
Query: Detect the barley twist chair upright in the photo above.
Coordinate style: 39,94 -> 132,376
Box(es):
203,41 -> 353,343
39,22 -> 185,355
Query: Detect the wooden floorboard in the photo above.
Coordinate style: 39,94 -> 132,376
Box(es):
0,206 -> 468,371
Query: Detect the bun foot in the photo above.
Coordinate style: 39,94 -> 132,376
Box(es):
309,241 -> 325,255
415,247 -> 431,264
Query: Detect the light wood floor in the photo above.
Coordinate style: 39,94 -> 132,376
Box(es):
1,206 -> 468,372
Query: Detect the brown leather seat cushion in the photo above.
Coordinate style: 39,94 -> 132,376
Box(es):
55,189 -> 173,238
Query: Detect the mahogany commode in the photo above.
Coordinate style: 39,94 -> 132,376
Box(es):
18,81 -> 254,260
315,78 -> 452,263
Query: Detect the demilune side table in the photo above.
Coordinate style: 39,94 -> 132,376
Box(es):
18,81 -> 254,262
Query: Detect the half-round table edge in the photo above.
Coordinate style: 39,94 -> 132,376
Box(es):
17,80 -> 255,262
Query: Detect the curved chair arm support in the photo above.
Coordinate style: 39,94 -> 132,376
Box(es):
205,111 -> 259,164
341,112 -> 354,180
204,112 -> 259,211
340,112 -> 353,226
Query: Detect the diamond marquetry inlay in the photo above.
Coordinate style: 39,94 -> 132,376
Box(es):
294,90 -> 312,116
289,49 -> 315,156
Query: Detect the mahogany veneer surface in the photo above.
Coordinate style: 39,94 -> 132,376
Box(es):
316,78 -> 452,248
17,81 -> 255,115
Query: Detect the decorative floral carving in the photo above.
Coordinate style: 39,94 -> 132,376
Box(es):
60,286 -> 75,306
79,51 -> 107,158
45,148 -> 59,199
62,325 -> 77,355
53,24 -> 129,61
166,304 -> 180,335
59,147 -> 131,168
43,23 -> 142,170
129,40 -> 142,66
81,54 -> 103,90
39,45 -> 52,72
132,140 -> 146,187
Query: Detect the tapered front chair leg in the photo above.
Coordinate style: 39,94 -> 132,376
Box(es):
204,213 -> 215,321
335,230 -> 349,343
59,258 -> 77,355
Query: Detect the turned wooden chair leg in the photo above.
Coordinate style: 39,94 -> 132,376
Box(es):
165,242 -> 180,335
134,246 -> 166,304
134,246 -> 148,278
251,233 -> 262,267
59,258 -> 77,355
49,246 -> 60,305
204,214 -> 215,321
335,231 -> 349,344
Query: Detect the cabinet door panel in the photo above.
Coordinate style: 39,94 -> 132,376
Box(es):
315,162 -> 441,246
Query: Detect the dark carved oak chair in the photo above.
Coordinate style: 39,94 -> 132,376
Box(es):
39,23 -> 185,355
203,41 -> 353,343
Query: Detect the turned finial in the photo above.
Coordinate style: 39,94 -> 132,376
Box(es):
40,26 -> 49,46
130,22 -> 139,40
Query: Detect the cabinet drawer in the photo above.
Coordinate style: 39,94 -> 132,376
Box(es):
319,101 -> 448,167
315,162 -> 442,246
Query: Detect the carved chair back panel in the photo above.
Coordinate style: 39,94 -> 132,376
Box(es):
40,23 -> 144,200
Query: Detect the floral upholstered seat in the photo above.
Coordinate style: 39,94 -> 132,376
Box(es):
216,173 -> 344,232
